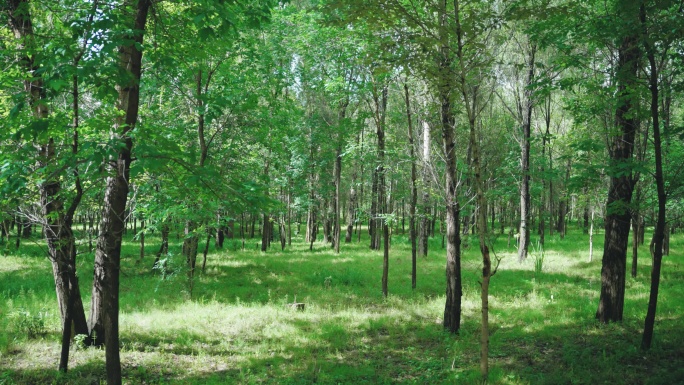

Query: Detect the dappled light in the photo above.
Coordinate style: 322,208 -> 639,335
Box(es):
2,227 -> 683,383
2,0 -> 684,384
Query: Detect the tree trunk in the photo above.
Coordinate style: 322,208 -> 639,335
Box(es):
88,3 -> 150,384
261,214 -> 270,251
183,220 -> 199,294
404,82 -> 418,290
640,7 -> 666,349
557,196 -> 567,239
345,185 -> 356,243
371,83 -> 389,295
419,120 -> 431,257
517,45 -> 536,263
663,224 -> 669,256
201,230 -> 210,273
280,219 -> 286,251
631,216 -> 639,277
333,145 -> 342,253
465,74 -> 492,381
139,219 -> 145,260
250,213 -> 256,238
596,7 -> 640,323
306,204 -> 317,244
583,201 -> 590,234
6,2 -> 89,372
261,155 -> 271,252
369,166 -> 380,250
589,207 -> 595,262
287,190 -> 292,246
438,13 -> 461,332
322,198 -> 332,244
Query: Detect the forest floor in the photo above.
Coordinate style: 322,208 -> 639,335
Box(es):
1,223 -> 683,384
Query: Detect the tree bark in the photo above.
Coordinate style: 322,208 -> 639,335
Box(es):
261,156 -> 271,252
589,207 -> 595,262
404,83 -> 418,289
371,83 -> 389,296
517,44 -> 536,263
345,184 -> 356,243
369,165 -> 380,250
419,119 -> 431,257
139,219 -> 145,260
439,2 -> 461,331
631,214 -> 639,277
88,2 -> 151,384
6,1 -> 89,372
640,4 -> 666,349
596,4 -> 640,323
333,145 -> 342,253
183,220 -> 199,294
201,230 -> 210,273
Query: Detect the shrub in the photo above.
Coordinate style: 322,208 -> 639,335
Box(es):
10,308 -> 47,339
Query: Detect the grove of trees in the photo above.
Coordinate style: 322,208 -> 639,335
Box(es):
1,0 -> 683,383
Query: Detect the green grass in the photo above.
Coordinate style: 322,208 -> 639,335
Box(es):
0,222 -> 683,384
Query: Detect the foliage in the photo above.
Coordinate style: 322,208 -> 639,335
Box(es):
9,308 -> 48,340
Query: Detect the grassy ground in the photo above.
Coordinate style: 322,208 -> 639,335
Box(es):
0,222 -> 683,384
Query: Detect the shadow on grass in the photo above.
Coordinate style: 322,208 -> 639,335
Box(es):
2,232 -> 684,384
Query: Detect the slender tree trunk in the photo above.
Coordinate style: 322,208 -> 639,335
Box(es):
663,224 -> 669,256
631,214 -> 639,277
280,218 -> 286,251
439,4 -> 461,331
333,145 -> 342,254
306,204 -> 316,244
641,7 -> 666,349
596,6 -> 640,323
518,45 -> 536,263
261,156 -> 271,252
287,189 -> 292,246
345,184 -> 356,243
183,220 -> 199,294
590,207 -> 595,262
419,120 -> 431,257
404,83 -> 418,289
466,81 -> 492,381
518,46 -> 536,263
201,230 -> 210,273
370,166 -> 380,250
371,83 -> 389,296
540,96 -> 552,246
261,213 -> 270,251
250,213 -> 256,238
139,219 -> 145,260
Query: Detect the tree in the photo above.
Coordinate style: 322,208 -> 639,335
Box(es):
596,0 -> 641,323
3,0 -> 92,371
639,0 -> 683,350
88,1 -> 151,383
403,80 -> 418,289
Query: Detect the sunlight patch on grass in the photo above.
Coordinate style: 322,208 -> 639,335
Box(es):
2,229 -> 684,384
212,259 -> 256,268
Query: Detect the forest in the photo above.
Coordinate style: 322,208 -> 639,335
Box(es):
1,0 -> 683,384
